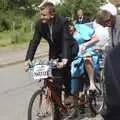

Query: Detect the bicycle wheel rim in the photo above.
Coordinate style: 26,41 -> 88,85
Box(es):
28,89 -> 55,120
90,69 -> 104,114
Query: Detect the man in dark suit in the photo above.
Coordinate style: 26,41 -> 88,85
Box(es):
25,2 -> 71,61
25,2 -> 78,119
95,8 -> 120,120
103,44 -> 120,120
25,2 -> 78,91
74,9 -> 90,24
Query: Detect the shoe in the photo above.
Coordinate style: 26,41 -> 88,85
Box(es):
87,83 -> 98,95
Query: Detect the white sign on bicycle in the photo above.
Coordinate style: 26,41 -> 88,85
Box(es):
33,65 -> 50,80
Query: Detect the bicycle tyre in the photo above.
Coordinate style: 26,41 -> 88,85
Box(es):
28,89 -> 55,120
89,68 -> 105,114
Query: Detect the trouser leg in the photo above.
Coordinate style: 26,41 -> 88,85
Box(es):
63,65 -> 71,96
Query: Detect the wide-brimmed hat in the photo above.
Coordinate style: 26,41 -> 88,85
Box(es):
100,3 -> 117,16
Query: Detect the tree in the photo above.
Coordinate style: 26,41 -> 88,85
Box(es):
56,0 -> 106,19
0,0 -> 43,11
0,0 -> 8,10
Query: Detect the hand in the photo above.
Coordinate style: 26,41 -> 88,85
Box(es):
79,44 -> 86,53
62,58 -> 68,65
24,60 -> 31,72
57,58 -> 68,69
93,47 -> 102,53
57,62 -> 64,69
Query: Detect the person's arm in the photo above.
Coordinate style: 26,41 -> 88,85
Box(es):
84,34 -> 98,47
79,33 -> 98,53
57,18 -> 74,68
25,21 -> 42,61
62,18 -> 77,61
62,33 -> 74,59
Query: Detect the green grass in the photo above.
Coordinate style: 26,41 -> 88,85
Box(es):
0,30 -> 47,49
0,30 -> 33,47
0,31 -> 12,47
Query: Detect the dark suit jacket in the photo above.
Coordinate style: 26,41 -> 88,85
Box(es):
103,44 -> 120,120
25,15 -> 78,61
110,15 -> 120,47
74,17 -> 90,24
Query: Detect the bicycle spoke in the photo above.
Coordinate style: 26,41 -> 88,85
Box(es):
28,90 -> 54,120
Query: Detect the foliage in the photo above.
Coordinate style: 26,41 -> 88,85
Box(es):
0,0 -> 107,47
11,30 -> 33,44
0,29 -> 33,47
0,10 -> 36,46
0,0 -> 42,32
56,4 -> 72,17
56,0 -> 106,19
0,11 -> 12,31
2,0 -> 42,9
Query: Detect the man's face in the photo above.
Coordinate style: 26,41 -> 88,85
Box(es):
40,8 -> 54,23
104,17 -> 115,27
77,9 -> 83,19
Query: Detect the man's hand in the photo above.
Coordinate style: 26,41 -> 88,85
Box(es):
25,60 -> 31,72
57,62 -> 64,69
57,58 -> 68,69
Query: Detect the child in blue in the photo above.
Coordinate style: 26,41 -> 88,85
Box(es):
69,23 -> 100,95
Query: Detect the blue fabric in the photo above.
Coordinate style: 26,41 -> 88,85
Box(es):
71,78 -> 84,94
71,56 -> 100,78
71,24 -> 100,94
74,24 -> 94,43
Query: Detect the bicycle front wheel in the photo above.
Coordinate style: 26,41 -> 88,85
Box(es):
89,69 -> 104,114
28,89 -> 55,120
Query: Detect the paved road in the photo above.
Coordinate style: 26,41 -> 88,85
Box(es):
0,63 -> 103,120
0,63 -> 38,120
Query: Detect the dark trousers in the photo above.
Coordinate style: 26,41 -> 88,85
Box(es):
52,65 -> 71,97
102,106 -> 120,120
52,66 -> 71,117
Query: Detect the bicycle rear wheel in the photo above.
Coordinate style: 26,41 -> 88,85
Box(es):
89,69 -> 104,114
28,89 -> 55,120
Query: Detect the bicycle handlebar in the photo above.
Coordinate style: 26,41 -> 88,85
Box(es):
27,59 -> 58,72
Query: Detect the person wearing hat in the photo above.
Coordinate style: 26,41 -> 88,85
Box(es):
99,0 -> 120,52
95,8 -> 120,120
96,7 -> 120,50
101,0 -> 120,16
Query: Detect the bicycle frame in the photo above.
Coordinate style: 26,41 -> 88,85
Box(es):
45,79 -> 67,113
73,50 -> 104,114
28,59 -> 67,114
